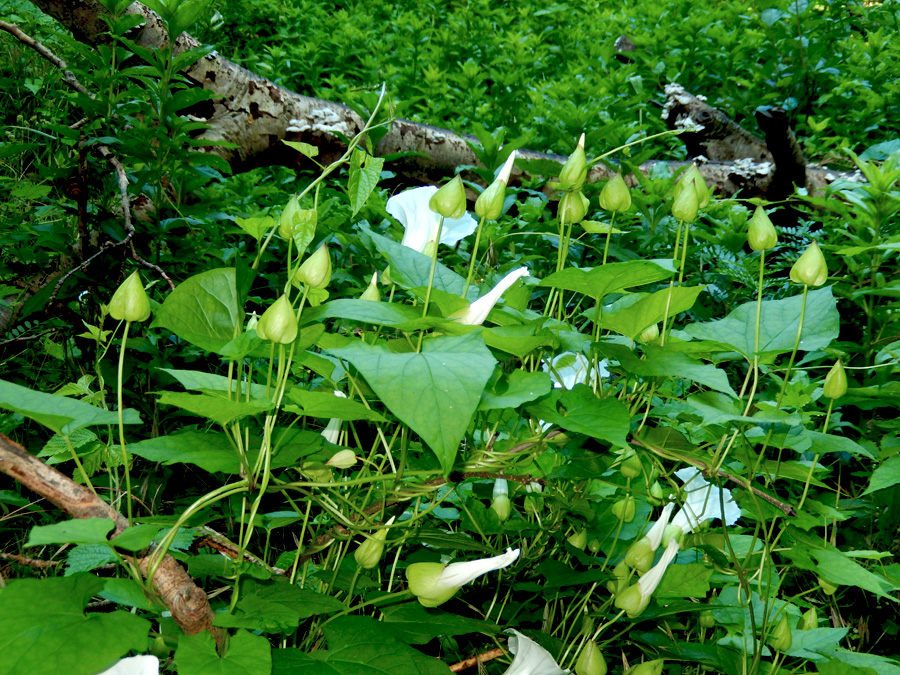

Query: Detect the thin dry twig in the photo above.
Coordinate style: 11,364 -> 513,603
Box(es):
0,551 -> 62,569
449,647 -> 505,672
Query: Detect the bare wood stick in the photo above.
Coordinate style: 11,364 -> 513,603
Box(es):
449,647 -> 505,672
0,551 -> 62,568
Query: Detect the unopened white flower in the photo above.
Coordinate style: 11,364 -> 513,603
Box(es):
325,449 -> 357,469
503,629 -> 570,675
451,267 -> 530,326
96,655 -> 159,675
406,547 -> 520,607
614,538 -> 680,618
320,391 -> 348,445
665,467 -> 741,544
386,186 -> 478,254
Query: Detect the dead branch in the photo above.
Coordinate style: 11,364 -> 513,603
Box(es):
449,647 -> 505,672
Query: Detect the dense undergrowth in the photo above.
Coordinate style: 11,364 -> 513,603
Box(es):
2,0 -> 900,674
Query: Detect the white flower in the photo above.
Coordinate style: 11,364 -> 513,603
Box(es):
502,629 -> 570,675
669,467 -> 741,535
325,449 -> 357,469
542,352 -> 609,390
386,186 -> 478,254
320,391 -> 347,445
498,150 -> 517,183
406,548 -> 520,607
96,655 -> 159,675
451,267 -> 530,326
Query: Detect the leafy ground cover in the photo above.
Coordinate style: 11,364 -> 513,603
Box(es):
2,0 -> 900,674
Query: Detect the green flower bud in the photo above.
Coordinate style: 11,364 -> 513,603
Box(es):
638,323 -> 660,345
279,196 -> 317,242
789,240 -> 828,286
354,521 -> 391,569
661,523 -> 684,549
475,180 -> 506,220
624,538 -> 654,574
575,640 -> 608,675
491,479 -> 511,522
360,272 -> 380,301
606,561 -> 630,595
256,294 -> 298,344
558,134 -> 587,192
799,607 -> 819,631
598,172 -> 631,212
818,576 -> 838,595
406,562 -> 459,607
429,175 -> 467,219
614,582 -> 649,618
686,166 -> 710,208
325,449 -> 357,469
699,610 -> 715,628
823,360 -> 848,400
648,481 -> 664,505
671,180 -> 699,222
618,448 -> 643,479
108,270 -> 151,322
588,537 -> 601,554
560,190 -> 590,223
612,496 -> 636,522
567,527 -> 588,550
295,244 -> 332,289
625,659 -> 664,675
769,614 -> 792,652
748,205 -> 778,251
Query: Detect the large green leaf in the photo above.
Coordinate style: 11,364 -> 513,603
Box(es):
0,575 -> 149,675
301,298 -> 441,331
811,548 -> 899,601
527,385 -> 631,447
214,579 -> 346,632
328,332 -> 496,473
26,518 -> 114,546
348,149 -> 384,216
540,259 -> 675,299
597,285 -> 705,340
863,455 -> 900,495
285,389 -> 386,422
158,368 -> 268,399
175,630 -> 271,675
153,267 -> 242,353
157,391 -> 274,426
479,369 -> 552,411
0,378 -> 140,436
655,562 -> 712,598
684,287 -> 840,359
380,602 -> 500,644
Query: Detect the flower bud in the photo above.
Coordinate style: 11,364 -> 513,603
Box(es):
575,640 -> 608,675
588,538 -> 601,554
823,360 -> 847,400
474,180 -> 506,220
108,270 -> 151,322
614,583 -> 649,618
558,134 -> 587,192
279,196 -> 317,242
671,180 -> 699,222
429,175 -> 467,219
624,538 -> 655,574
256,294 -> 298,344
606,561 -> 630,595
354,518 -> 393,569
661,523 -> 684,549
625,660 -> 664,675
818,576 -> 838,595
638,323 -> 660,345
611,496 -> 635,522
699,610 -> 715,628
748,205 -> 778,251
769,615 -> 792,652
406,548 -> 519,607
618,448 -> 642,479
326,449 -> 357,469
360,272 -> 380,302
789,240 -> 828,286
648,482 -> 664,504
559,190 -> 589,223
567,527 -> 588,550
491,479 -> 511,522
295,244 -> 332,289
598,172 -> 631,212
799,607 -> 818,631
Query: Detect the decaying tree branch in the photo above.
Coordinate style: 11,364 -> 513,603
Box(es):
26,0 -> 861,199
0,432 -> 220,640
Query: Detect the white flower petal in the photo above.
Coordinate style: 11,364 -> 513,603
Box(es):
439,547 -> 519,587
386,186 -> 477,253
670,467 -> 741,533
452,267 -> 530,326
320,390 -> 348,445
96,655 -> 160,675
503,630 -> 570,675
645,502 -> 675,551
637,538 -> 680,597
498,150 -> 517,184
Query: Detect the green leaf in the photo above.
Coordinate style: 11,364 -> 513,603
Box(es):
482,323 -> 558,357
864,454 -> 900,495
175,629 -> 271,675
234,215 -> 275,242
98,578 -> 160,612
282,139 -> 319,158
348,149 -> 384,216
273,650 -> 342,675
527,385 -> 631,447
785,627 -> 850,661
684,287 -> 840,359
285,389 -> 386,422
65,544 -> 117,575
598,286 -> 705,340
806,430 -> 876,460
540,260 -> 675,299
158,368 -> 269,399
329,332 -> 496,473
157,391 -> 274,426
0,378 -> 140,436
27,518 -> 115,546
0,575 -> 149,675
213,579 -> 346,632
110,523 -> 163,552
153,268 -> 242,353
811,548 -> 900,601
655,562 -> 712,598
380,602 -> 500,644
302,298 -> 440,330
128,432 -> 241,473
479,369 -> 552,411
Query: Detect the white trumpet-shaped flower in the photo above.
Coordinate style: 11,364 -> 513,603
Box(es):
451,267 -> 530,326
96,655 -> 159,675
406,547 -> 520,607
669,467 -> 741,536
386,186 -> 478,254
503,629 -> 570,675
320,390 -> 348,445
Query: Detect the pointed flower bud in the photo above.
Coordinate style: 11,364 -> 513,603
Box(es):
611,496 -> 635,522
406,548 -> 519,607
108,270 -> 151,322
559,190 -> 589,223
789,240 -> 828,286
354,516 -> 394,570
699,610 -> 715,628
575,640 -> 607,675
823,360 -> 848,400
747,205 -> 778,251
504,629 -> 569,675
618,448 -> 643,479
671,180 -> 699,222
625,660 -> 664,675
429,175 -> 467,219
325,449 -> 357,469
359,272 -> 380,302
638,323 -> 660,344
607,561 -> 630,595
491,479 -> 511,522
451,267 -> 530,326
256,294 -> 298,344
475,151 -> 516,220
770,614 -> 793,652
588,538 -> 601,554
295,244 -> 332,289
614,539 -> 679,618
567,527 -> 588,550
598,173 -> 631,212
799,607 -> 819,631
559,134 -> 587,192
818,576 -> 838,595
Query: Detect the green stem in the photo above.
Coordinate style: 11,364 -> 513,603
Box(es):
463,214 -> 488,298
117,320 -> 133,524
